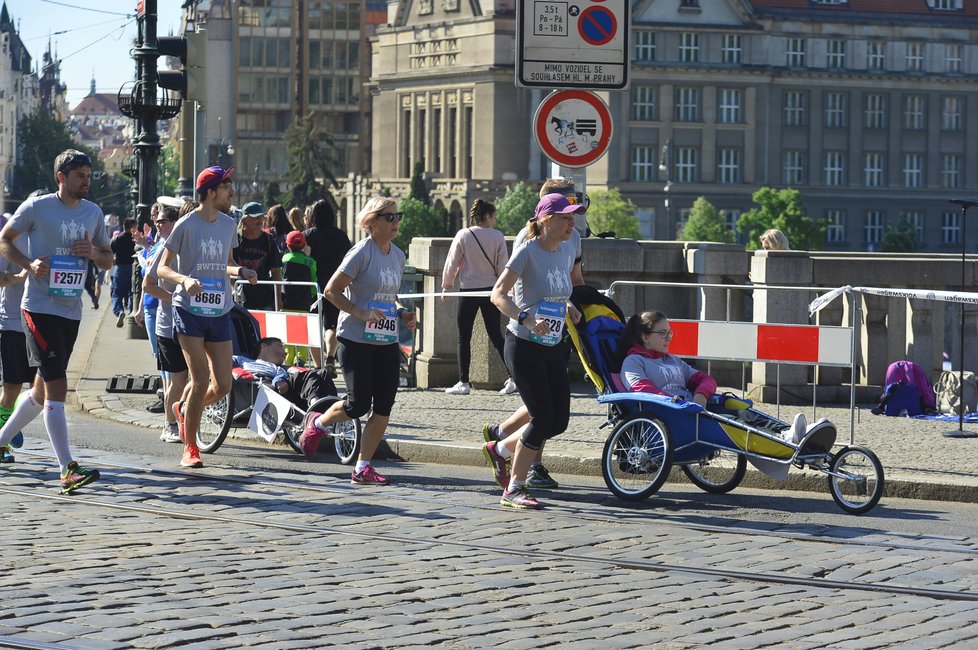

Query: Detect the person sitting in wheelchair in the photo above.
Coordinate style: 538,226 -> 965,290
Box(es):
233,336 -> 337,411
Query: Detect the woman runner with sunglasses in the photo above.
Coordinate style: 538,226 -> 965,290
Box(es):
299,196 -> 416,485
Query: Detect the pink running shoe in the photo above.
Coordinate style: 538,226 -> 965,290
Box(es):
482,441 -> 510,489
351,465 -> 390,485
299,411 -> 325,458
500,485 -> 540,509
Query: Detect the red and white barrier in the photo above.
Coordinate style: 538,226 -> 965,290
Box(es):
250,310 -> 322,348
667,320 -> 852,367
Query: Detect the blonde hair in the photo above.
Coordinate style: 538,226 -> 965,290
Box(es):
355,196 -> 397,231
760,229 -> 790,251
287,207 -> 304,231
539,178 -> 574,198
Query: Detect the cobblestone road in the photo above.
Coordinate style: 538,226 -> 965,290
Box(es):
3,445 -> 978,649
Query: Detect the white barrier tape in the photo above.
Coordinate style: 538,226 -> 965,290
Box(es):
810,285 -> 978,315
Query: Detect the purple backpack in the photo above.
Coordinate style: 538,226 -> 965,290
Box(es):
883,360 -> 935,412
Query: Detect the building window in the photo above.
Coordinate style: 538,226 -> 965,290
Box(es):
634,31 -> 655,62
867,41 -> 886,70
719,89 -> 742,124
675,147 -> 698,183
932,0 -> 962,9
943,210 -> 961,244
903,95 -> 925,130
675,87 -> 700,122
942,96 -> 963,130
825,92 -> 847,128
722,34 -> 742,64
783,150 -> 805,185
825,210 -> 846,244
906,43 -> 924,72
943,154 -> 962,189
786,38 -> 806,67
901,210 -> 925,243
721,209 -> 741,233
864,152 -> 884,187
631,86 -> 656,121
903,153 -> 923,188
632,146 -> 656,182
864,94 -> 886,129
824,151 -> 845,186
784,91 -> 806,126
945,44 -> 963,72
826,39 -> 846,69
718,148 -> 740,184
679,32 -> 700,63
864,211 -> 884,244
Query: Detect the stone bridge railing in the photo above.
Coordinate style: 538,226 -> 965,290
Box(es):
406,237 -> 977,404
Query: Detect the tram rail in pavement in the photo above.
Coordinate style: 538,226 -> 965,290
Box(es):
71,299 -> 978,504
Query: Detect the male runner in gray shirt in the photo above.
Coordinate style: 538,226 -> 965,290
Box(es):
0,149 -> 113,493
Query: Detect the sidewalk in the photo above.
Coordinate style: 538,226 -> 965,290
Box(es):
73,304 -> 978,504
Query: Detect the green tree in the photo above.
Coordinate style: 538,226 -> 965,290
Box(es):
90,174 -> 132,218
160,142 -> 179,197
14,109 -> 99,198
737,187 -> 826,251
395,196 -> 444,251
494,182 -> 538,235
263,180 -> 282,208
881,215 -> 920,253
679,196 -> 734,243
282,113 -> 339,210
586,188 -> 641,239
408,161 -> 430,205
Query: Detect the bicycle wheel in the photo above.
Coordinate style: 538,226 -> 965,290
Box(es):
601,415 -> 673,501
284,396 -> 341,456
196,394 -> 232,454
681,450 -> 747,494
828,446 -> 884,515
333,417 -> 362,465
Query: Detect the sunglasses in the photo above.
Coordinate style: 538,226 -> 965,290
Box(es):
650,329 -> 674,339
57,154 -> 93,173
380,211 -> 404,223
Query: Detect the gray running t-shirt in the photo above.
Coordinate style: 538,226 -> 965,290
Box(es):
8,194 -> 108,321
0,237 -> 27,332
164,211 -> 238,317
514,226 -> 582,258
145,239 -> 175,339
505,238 -> 576,342
335,237 -> 405,346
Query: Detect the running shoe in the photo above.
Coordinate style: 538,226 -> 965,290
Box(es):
0,445 -> 12,463
60,461 -> 100,493
445,381 -> 471,395
527,464 -> 558,489
180,444 -> 203,468
351,465 -> 390,485
146,398 -> 165,414
116,312 -> 125,327
10,431 -> 23,449
482,441 -> 510,489
498,378 -> 518,395
481,422 -> 498,444
325,357 -> 337,379
174,400 -> 186,443
299,411 -> 325,458
160,422 -> 182,443
500,485 -> 540,510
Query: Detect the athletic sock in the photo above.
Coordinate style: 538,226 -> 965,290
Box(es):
506,478 -> 526,493
0,391 -> 43,447
355,460 -> 369,473
496,441 -> 513,459
42,400 -> 72,472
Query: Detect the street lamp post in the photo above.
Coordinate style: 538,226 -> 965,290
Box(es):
944,198 -> 978,438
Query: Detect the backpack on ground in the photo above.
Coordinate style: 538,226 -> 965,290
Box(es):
934,370 -> 978,416
874,381 -> 924,417
882,360 -> 936,411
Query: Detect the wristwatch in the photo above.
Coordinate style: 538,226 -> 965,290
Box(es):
517,310 -> 529,325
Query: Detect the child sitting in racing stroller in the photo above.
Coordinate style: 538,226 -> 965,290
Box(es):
616,311 -> 832,444
233,336 -> 337,411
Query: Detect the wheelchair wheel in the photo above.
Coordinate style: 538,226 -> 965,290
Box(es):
681,450 -> 747,494
828,446 -> 884,515
602,415 -> 673,501
196,394 -> 233,454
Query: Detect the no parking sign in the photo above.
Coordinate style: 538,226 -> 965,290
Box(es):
533,90 -> 613,168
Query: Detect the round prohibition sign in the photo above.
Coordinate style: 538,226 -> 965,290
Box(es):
533,90 -> 613,168
578,6 -> 617,46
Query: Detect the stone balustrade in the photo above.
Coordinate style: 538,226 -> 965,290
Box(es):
406,237 -> 978,404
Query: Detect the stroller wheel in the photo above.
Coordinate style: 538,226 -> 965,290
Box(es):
602,415 -> 673,501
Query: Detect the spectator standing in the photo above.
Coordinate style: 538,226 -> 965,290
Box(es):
0,149 -> 112,492
232,201 -> 283,310
110,217 -> 136,326
266,204 -> 294,254
303,199 -> 352,376
441,199 -> 513,395
281,230 -> 320,366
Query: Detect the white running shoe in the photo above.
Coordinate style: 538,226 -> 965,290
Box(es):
160,423 -> 182,443
499,378 -> 518,396
445,381 -> 471,395
789,413 -> 807,444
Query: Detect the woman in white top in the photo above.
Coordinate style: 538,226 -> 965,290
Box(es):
441,199 -> 511,395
